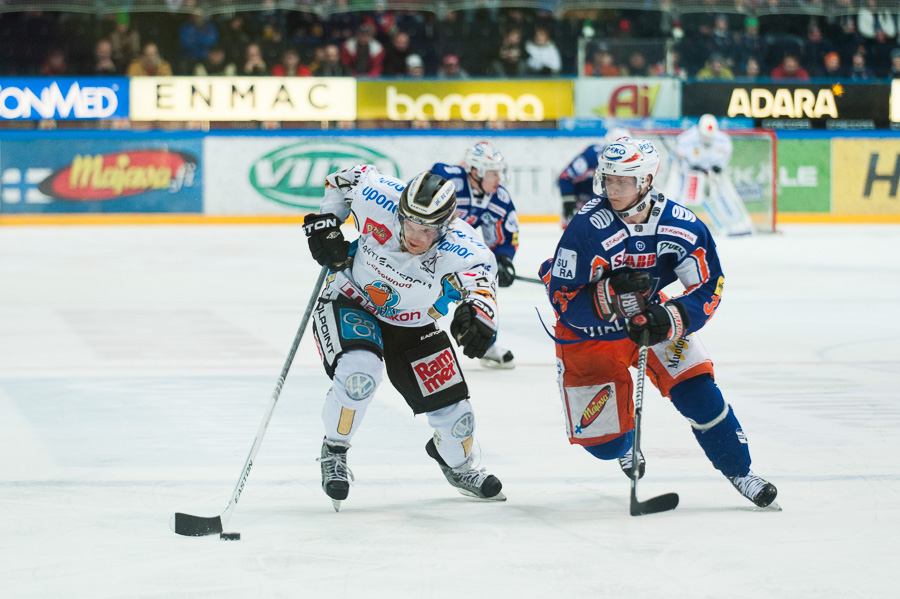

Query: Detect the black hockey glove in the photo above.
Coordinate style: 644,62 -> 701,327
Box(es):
625,302 -> 690,347
592,271 -> 653,322
450,300 -> 496,359
562,196 -> 577,224
496,254 -> 516,288
711,165 -> 723,174
303,213 -> 351,271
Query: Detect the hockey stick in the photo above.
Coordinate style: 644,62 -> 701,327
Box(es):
630,329 -> 679,516
514,274 -> 544,284
171,265 -> 329,536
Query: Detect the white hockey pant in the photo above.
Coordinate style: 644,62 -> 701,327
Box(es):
427,399 -> 476,469
322,349 -> 383,444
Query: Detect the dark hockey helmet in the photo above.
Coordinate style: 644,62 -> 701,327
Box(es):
398,171 -> 458,248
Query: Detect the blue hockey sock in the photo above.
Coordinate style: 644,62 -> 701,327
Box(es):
583,431 -> 633,460
670,374 -> 751,478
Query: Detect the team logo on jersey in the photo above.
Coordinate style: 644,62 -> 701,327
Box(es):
612,251 -> 657,269
602,230 -> 627,250
658,240 -> 687,260
635,240 -> 646,251
364,281 -> 401,317
363,218 -> 393,244
412,348 -> 463,395
420,252 -> 438,275
659,226 -> 698,244
553,248 -> 577,279
580,385 -> 614,428
664,338 -> 690,371
671,205 -> 697,223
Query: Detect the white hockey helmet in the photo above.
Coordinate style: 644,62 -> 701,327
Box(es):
604,127 -> 632,146
398,171 -> 457,249
698,114 -> 719,146
463,141 -> 508,182
593,137 -> 660,195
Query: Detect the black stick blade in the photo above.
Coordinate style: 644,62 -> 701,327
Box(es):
172,512 -> 224,536
630,492 -> 679,517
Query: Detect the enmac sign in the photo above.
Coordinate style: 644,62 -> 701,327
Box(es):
358,80 -> 574,122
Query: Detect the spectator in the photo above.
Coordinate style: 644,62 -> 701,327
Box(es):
307,46 -> 326,75
318,43 -> 351,76
652,48 -> 687,79
194,46 -> 236,76
821,52 -> 843,78
241,43 -> 267,75
383,30 -> 413,76
405,53 -> 425,77
738,17 -> 765,70
437,53 -> 469,78
711,13 -> 738,66
109,13 -> 140,68
741,56 -> 762,80
178,10 -> 219,73
696,52 -> 734,80
271,48 -> 312,76
341,23 -> 385,76
804,26 -> 833,74
525,26 -> 562,75
487,33 -> 529,77
848,50 -> 875,79
867,29 -> 894,76
770,53 -> 810,80
221,15 -> 252,67
584,45 -> 621,76
624,50 -> 650,76
858,0 -> 897,39
126,43 -> 173,76
40,48 -> 68,76
93,39 -> 119,75
890,48 -> 900,77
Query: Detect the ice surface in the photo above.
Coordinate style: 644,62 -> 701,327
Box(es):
1,223 -> 898,598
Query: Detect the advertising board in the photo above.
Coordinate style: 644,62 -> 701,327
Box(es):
0,77 -> 129,121
574,77 -> 681,118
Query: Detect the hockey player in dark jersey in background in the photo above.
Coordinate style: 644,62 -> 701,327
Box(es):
431,141 -> 519,369
558,127 -> 630,228
540,137 -> 778,508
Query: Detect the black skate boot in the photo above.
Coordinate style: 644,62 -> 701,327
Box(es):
426,438 -> 506,501
618,447 -> 646,479
317,437 -> 354,512
728,470 -> 779,509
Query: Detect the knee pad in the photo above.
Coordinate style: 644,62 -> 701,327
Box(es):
322,349 -> 383,442
670,374 -> 750,477
426,399 -> 475,468
584,431 -> 632,461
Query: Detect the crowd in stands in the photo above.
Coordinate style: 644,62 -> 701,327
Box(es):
3,5 -> 900,81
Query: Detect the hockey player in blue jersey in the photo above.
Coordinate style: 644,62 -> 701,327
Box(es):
431,141 -> 519,369
540,137 -> 778,508
558,127 -> 630,228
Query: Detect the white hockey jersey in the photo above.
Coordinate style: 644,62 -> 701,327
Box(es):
674,127 -> 733,173
318,165 -> 499,328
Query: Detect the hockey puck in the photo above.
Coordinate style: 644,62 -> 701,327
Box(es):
219,532 -> 241,541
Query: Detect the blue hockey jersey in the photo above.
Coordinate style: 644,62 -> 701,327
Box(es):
558,143 -> 605,203
430,162 -> 519,261
539,188 -> 725,342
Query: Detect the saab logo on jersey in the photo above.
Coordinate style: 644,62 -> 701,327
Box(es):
364,281 -> 401,317
659,226 -> 698,245
612,251 -> 657,269
664,338 -> 690,370
580,385 -> 614,428
553,248 -> 577,279
590,209 -> 615,230
250,141 -> 400,209
602,229 -> 627,250
658,240 -> 687,260
412,348 -> 462,395
37,151 -> 197,200
671,205 -> 697,222
363,218 -> 392,244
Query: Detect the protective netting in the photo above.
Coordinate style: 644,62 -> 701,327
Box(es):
0,1 -> 886,18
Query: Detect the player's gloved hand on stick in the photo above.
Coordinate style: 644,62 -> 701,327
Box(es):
625,302 -> 690,346
711,165 -> 722,174
592,271 -> 653,322
496,254 -> 516,288
450,301 -> 496,359
303,213 -> 351,271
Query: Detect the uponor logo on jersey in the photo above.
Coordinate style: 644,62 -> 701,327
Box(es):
438,241 -> 473,258
412,348 -> 462,395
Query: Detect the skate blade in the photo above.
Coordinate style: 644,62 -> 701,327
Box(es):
456,488 -> 507,502
331,499 -> 342,512
479,358 -> 515,370
760,500 -> 782,512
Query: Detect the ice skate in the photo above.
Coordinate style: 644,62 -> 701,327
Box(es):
479,343 -> 515,370
425,438 -> 506,501
728,470 -> 779,509
618,447 -> 646,479
317,437 -> 354,512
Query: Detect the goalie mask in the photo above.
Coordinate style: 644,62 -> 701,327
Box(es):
593,138 -> 660,218
398,172 -> 458,252
699,114 -> 719,147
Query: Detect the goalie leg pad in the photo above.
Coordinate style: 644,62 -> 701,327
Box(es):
583,431 -> 632,460
426,399 -> 475,469
321,349 -> 384,442
670,374 -> 751,478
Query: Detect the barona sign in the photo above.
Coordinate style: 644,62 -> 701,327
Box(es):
250,141 -> 401,209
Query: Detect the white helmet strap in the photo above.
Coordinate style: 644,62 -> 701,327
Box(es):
614,195 -> 650,219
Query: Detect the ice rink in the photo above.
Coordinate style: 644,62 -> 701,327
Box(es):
1,222 -> 898,599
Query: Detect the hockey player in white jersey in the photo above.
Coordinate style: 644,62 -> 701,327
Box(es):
302,165 -> 506,510
431,141 -> 519,370
667,114 -> 754,236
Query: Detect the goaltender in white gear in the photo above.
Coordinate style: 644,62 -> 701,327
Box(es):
667,114 -> 754,236
304,164 -> 506,510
